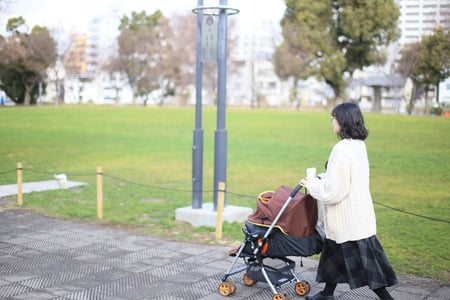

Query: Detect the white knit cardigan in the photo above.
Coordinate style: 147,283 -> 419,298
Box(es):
306,139 -> 377,244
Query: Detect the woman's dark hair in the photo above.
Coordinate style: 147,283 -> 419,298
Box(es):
331,102 -> 369,140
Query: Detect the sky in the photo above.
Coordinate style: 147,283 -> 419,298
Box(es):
2,0 -> 286,34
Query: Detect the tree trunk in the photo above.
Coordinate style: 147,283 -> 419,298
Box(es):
293,77 -> 300,111
406,82 -> 417,115
371,86 -> 382,113
23,85 -> 33,106
331,85 -> 341,107
435,82 -> 440,104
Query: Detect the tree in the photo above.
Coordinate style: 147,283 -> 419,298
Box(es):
47,27 -> 77,105
278,0 -> 400,107
397,27 -> 450,114
397,42 -> 422,114
417,27 -> 450,109
273,21 -> 315,110
0,17 -> 57,105
110,10 -> 178,106
169,12 -> 197,106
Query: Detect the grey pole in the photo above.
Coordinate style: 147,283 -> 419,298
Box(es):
192,0 -> 204,209
213,0 -> 228,211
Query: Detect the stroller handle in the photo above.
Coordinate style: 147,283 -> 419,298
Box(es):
290,183 -> 303,198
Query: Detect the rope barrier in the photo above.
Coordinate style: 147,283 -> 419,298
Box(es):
26,169 -> 94,177
373,201 -> 450,224
1,166 -> 448,224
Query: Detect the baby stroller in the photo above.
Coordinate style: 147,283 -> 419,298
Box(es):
219,184 -> 323,300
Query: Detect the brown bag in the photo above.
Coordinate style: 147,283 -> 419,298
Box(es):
247,185 -> 318,238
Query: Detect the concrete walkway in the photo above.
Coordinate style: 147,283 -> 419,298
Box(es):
0,180 -> 87,198
0,183 -> 448,300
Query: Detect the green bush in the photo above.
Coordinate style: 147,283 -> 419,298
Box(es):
430,106 -> 443,116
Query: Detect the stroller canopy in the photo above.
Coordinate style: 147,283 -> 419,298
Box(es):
247,185 -> 318,238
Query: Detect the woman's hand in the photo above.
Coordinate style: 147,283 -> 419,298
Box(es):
299,178 -> 308,187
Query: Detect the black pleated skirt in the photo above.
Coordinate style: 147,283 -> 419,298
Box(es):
316,235 -> 398,290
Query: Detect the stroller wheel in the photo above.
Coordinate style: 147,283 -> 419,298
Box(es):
295,281 -> 310,296
218,281 -> 236,296
272,291 -> 289,300
243,273 -> 256,286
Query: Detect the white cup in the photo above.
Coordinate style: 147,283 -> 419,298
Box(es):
306,167 -> 317,179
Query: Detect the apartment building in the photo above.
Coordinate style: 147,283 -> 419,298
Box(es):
397,0 -> 450,45
228,22 -> 290,107
64,35 -> 89,75
62,3 -> 134,104
396,0 -> 450,104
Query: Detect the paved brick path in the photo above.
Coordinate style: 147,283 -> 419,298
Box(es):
0,205 -> 448,300
0,182 -> 448,299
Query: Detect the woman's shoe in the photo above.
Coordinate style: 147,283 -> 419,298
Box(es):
305,292 -> 335,300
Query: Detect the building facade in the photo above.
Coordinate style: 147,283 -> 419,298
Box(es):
396,0 -> 450,104
397,0 -> 450,45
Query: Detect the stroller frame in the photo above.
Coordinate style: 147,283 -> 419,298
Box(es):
219,184 -> 311,300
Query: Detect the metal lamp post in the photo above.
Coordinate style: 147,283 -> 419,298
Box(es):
192,1 -> 239,211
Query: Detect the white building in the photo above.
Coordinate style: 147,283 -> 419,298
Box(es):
61,2 -> 134,105
396,0 -> 450,104
86,4 -> 122,75
397,0 -> 450,45
228,21 -> 291,108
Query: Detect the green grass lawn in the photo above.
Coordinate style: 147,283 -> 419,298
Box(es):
0,105 -> 449,282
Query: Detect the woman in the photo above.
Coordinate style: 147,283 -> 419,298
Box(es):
300,103 -> 398,300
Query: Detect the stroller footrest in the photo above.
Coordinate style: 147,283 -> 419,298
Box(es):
248,267 -> 295,287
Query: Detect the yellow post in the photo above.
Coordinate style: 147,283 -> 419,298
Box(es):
97,166 -> 103,219
215,182 -> 225,241
17,162 -> 23,206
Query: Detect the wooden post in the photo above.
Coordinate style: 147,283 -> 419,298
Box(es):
97,166 -> 103,219
17,162 -> 23,206
215,182 -> 225,241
